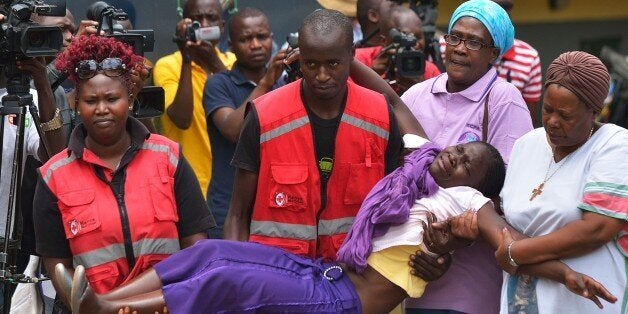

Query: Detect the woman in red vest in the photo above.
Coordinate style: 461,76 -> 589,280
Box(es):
33,35 -> 215,310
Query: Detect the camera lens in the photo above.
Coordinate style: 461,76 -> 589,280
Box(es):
402,57 -> 420,71
27,31 -> 46,47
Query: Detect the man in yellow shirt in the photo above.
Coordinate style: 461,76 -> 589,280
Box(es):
154,0 -> 236,197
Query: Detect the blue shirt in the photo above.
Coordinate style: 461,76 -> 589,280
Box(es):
202,63 -> 284,237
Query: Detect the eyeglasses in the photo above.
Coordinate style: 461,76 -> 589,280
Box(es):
75,58 -> 127,80
444,34 -> 494,51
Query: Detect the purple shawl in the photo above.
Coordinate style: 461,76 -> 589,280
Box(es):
336,142 -> 441,272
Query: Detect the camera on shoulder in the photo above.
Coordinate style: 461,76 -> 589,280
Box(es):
86,1 -> 154,57
0,0 -> 66,60
387,28 -> 426,79
85,1 -> 163,119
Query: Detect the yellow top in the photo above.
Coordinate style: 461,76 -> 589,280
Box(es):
367,245 -> 428,298
153,49 -> 236,197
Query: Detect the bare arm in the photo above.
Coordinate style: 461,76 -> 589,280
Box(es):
166,19 -> 225,129
476,203 -> 529,248
223,168 -> 258,241
211,51 -> 286,143
349,59 -> 426,137
526,100 -> 540,128
18,58 -> 66,159
452,207 -> 618,308
504,211 -> 624,266
166,60 -> 195,129
179,232 -> 207,248
517,259 -> 617,309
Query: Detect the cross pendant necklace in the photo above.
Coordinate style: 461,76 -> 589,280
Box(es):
530,183 -> 544,201
529,152 -> 572,201
530,126 -> 595,201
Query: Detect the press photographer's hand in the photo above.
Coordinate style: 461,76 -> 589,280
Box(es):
260,50 -> 287,89
175,18 -> 194,49
16,57 -> 47,80
187,40 -> 225,73
371,47 -> 395,76
129,62 -> 151,101
76,20 -> 102,37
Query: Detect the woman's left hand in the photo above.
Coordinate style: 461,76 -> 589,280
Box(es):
495,228 -> 519,274
564,270 -> 617,309
16,57 -> 47,79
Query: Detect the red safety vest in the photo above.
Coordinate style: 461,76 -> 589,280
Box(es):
250,79 -> 391,260
39,134 -> 181,293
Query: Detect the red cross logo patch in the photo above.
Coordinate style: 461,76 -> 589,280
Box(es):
275,192 -> 286,207
69,220 -> 81,236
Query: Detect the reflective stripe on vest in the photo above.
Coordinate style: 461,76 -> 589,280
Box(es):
252,80 -> 390,259
250,221 -> 317,240
341,113 -> 390,141
318,217 -> 355,236
141,142 -> 179,169
259,114 -> 389,145
72,238 -> 180,269
42,153 -> 77,184
251,217 -> 355,239
260,116 -> 310,144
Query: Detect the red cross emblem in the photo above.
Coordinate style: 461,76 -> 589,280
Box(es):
275,192 -> 286,207
69,220 -> 81,236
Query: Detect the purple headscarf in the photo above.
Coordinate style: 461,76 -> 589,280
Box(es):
337,142 -> 440,273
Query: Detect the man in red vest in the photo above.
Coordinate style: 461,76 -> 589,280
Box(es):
224,9 -> 402,260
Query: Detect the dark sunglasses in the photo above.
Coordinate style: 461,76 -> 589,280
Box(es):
75,58 -> 127,80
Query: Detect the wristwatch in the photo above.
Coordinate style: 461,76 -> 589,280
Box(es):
40,108 -> 63,132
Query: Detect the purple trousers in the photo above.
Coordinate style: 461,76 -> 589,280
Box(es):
154,240 -> 362,313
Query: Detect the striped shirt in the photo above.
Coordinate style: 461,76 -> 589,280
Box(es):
439,37 -> 542,103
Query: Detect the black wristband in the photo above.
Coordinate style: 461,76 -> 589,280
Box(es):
182,53 -> 191,64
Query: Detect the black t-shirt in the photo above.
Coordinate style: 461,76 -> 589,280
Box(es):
231,86 -> 403,197
35,155 -> 213,258
34,120 -> 215,259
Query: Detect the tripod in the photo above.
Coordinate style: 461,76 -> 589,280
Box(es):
0,64 -> 51,314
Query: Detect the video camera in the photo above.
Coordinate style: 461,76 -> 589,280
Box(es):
283,32 -> 302,83
183,21 -> 221,42
86,1 -> 154,57
387,28 -> 425,79
86,1 -> 163,119
0,0 -> 65,64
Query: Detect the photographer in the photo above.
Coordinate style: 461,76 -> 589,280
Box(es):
81,1 -> 157,133
202,7 -> 285,238
355,5 -> 440,94
154,0 -> 236,199
0,9 -> 66,310
356,0 -> 391,48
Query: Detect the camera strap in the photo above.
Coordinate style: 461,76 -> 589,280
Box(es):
482,88 -> 492,142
